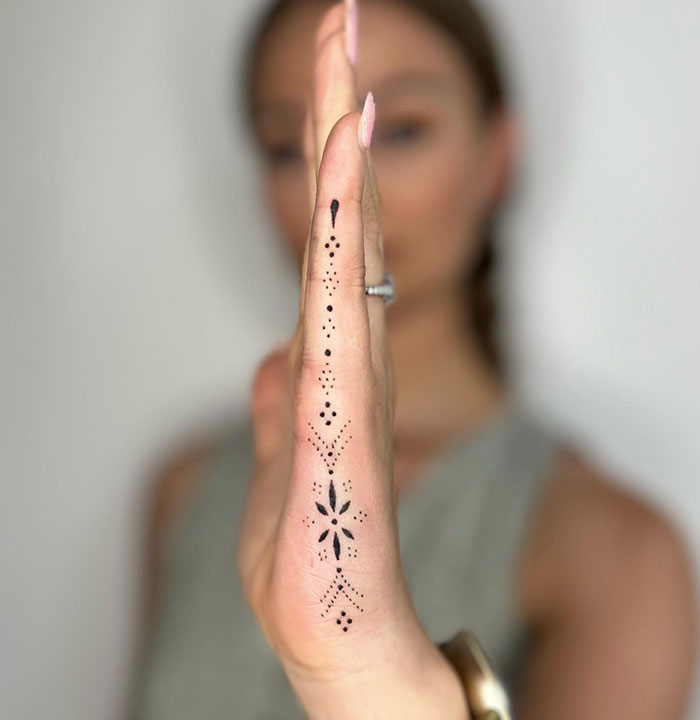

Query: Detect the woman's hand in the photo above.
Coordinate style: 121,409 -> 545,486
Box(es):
238,3 -> 468,717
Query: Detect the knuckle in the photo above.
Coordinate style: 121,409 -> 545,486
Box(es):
297,343 -> 325,379
349,190 -> 364,207
313,195 -> 330,216
308,255 -> 366,292
306,263 -> 326,288
345,262 -> 367,288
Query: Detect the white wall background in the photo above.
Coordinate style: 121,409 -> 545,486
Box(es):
1,0 -> 698,718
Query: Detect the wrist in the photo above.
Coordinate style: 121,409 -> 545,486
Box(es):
281,626 -> 470,720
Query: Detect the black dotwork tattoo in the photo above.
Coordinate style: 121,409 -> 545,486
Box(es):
302,199 -> 368,630
319,567 -> 365,619
330,199 -> 339,228
315,479 -> 353,559
336,610 -> 353,632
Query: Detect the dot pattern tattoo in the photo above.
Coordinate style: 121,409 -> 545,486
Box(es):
303,199 -> 367,631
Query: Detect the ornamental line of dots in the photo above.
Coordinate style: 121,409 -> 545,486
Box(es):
306,199 -> 367,627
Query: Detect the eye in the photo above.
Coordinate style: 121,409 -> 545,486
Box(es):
265,142 -> 303,167
375,120 -> 425,146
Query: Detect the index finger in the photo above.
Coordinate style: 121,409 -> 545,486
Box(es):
298,107 -> 374,405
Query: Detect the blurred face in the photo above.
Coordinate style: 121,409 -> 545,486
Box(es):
251,0 -> 509,310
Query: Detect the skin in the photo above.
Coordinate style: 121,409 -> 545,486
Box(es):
142,1 -> 699,717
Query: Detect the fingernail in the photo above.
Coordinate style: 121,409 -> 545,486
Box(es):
358,91 -> 375,149
345,0 -> 357,66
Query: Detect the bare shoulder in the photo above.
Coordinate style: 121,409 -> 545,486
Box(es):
517,447 -> 698,711
520,447 -> 697,618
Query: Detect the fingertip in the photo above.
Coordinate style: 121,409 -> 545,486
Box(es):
315,3 -> 345,53
322,111 -> 364,160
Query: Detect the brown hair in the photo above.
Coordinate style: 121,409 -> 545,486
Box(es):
241,0 -> 507,372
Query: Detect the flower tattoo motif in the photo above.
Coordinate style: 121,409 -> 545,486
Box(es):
316,479 -> 354,560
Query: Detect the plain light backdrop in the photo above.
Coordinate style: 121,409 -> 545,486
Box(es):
2,0 -> 699,718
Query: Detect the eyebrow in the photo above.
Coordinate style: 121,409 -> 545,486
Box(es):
252,70 -> 452,122
368,71 -> 453,102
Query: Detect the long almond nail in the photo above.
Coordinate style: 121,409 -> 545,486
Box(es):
358,91 -> 375,149
345,0 -> 358,66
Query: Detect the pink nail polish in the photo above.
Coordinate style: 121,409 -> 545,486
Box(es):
345,0 -> 357,66
358,91 -> 375,149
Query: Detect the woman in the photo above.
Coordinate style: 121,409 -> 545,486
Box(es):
132,0 -> 698,717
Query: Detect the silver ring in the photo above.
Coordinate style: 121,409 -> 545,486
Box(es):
364,272 -> 395,304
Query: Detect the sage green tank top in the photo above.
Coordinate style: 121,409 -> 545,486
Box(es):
133,402 -> 559,719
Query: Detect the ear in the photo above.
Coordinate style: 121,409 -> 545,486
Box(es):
481,110 -> 519,211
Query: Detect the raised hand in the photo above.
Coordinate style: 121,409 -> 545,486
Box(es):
238,3 -> 469,717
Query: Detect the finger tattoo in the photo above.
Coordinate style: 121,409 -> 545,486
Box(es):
302,199 -> 367,631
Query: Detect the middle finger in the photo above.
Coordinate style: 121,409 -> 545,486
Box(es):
300,0 -> 358,316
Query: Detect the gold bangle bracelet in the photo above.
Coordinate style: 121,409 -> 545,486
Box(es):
438,631 -> 513,720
